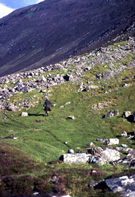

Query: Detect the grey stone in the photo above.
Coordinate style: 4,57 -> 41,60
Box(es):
36,76 -> 46,82
107,138 -> 119,145
121,131 -> 128,137
65,102 -> 71,105
123,111 -> 132,118
6,104 -> 17,111
21,112 -> 28,117
87,142 -> 95,147
62,153 -> 88,164
96,138 -> 108,143
105,174 -> 135,197
104,110 -> 119,118
85,85 -> 98,92
88,147 -> 120,165
68,149 -> 74,154
67,116 -> 75,120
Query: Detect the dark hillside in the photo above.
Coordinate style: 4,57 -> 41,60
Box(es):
0,0 -> 135,76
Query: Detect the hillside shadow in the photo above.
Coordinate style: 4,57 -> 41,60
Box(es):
126,115 -> 135,123
28,113 -> 45,117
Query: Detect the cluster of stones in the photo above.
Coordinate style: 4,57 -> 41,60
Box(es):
61,135 -> 135,167
89,174 -> 135,197
61,109 -> 135,167
0,37 -> 135,111
62,146 -> 120,165
0,68 -> 75,110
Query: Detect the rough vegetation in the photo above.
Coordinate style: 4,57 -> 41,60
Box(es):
0,38 -> 135,196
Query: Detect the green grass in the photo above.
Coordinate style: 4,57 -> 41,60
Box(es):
0,40 -> 135,196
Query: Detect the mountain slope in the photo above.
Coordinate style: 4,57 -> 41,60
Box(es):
0,0 -> 135,76
0,37 -> 135,196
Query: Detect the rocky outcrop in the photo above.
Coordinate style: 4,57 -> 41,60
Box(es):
88,147 -> 120,165
61,147 -> 120,165
90,174 -> 135,197
105,175 -> 135,197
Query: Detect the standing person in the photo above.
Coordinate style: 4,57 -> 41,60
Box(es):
43,97 -> 52,116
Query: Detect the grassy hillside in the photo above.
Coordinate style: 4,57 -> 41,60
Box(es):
0,39 -> 135,196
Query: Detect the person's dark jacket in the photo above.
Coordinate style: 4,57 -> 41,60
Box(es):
43,99 -> 52,106
43,99 -> 52,112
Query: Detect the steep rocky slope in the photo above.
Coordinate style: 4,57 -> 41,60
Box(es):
0,0 -> 135,76
0,37 -> 135,111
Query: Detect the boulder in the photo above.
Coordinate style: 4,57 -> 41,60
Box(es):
78,82 -> 83,88
87,142 -> 95,147
92,102 -> 111,110
6,104 -> 17,111
118,149 -> 135,165
5,136 -> 17,140
36,76 -> 46,82
85,85 -> 98,92
63,74 -> 73,81
68,149 -> 74,154
97,148 -> 120,165
0,102 -> 5,110
105,175 -> 135,196
104,110 -> 119,118
96,138 -> 108,143
121,131 -> 128,137
62,153 -> 88,164
106,138 -> 119,145
91,174 -> 135,196
21,112 -> 28,117
65,102 -> 71,105
88,147 -> 120,165
67,116 -> 75,120
123,111 -> 132,118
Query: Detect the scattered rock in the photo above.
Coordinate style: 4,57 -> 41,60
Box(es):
68,149 -> 74,154
84,85 -> 98,92
92,102 -> 111,110
87,142 -> 95,147
118,149 -> 135,165
105,138 -> 119,145
67,116 -> 75,120
65,102 -> 71,105
63,74 -> 73,81
121,131 -> 128,137
90,168 -> 105,177
104,110 -> 119,118
121,144 -> 128,148
6,104 -> 18,111
88,147 -> 120,165
115,146 -> 132,153
5,136 -> 17,140
96,138 -> 108,143
21,112 -> 28,117
59,105 -> 64,108
122,111 -> 132,118
36,76 -> 46,82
